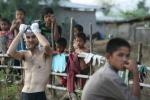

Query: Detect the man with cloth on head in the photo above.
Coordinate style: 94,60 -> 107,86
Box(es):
7,23 -> 52,100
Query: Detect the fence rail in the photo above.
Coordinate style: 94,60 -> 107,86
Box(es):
0,54 -> 150,94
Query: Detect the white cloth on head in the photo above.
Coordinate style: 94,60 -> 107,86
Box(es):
31,23 -> 41,33
19,24 -> 28,34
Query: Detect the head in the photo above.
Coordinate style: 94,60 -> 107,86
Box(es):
74,33 -> 86,49
106,38 -> 131,70
41,7 -> 54,24
73,24 -> 83,35
23,28 -> 39,50
0,18 -> 10,31
15,8 -> 25,20
55,37 -> 67,53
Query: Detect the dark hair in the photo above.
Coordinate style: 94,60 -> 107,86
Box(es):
74,24 -> 83,33
41,7 -> 54,19
106,38 -> 131,54
76,32 -> 87,42
56,37 -> 67,48
16,8 -> 26,15
0,17 -> 10,25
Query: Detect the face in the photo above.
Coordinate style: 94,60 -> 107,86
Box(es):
73,27 -> 79,35
74,37 -> 85,49
44,13 -> 53,24
56,44 -> 65,53
16,10 -> 25,20
107,47 -> 130,70
0,21 -> 9,31
24,33 -> 38,50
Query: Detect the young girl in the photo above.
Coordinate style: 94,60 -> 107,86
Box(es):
0,18 -> 13,53
73,33 -> 89,89
0,18 -> 13,65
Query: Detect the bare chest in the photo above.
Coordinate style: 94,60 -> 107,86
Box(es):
23,53 -> 50,71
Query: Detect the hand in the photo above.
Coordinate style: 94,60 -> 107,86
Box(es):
31,23 -> 41,34
124,60 -> 138,74
10,19 -> 22,30
19,24 -> 28,34
51,15 -> 56,23
15,19 -> 23,25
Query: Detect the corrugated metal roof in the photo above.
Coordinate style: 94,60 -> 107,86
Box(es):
58,0 -> 104,11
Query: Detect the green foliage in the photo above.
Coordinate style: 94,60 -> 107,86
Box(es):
0,70 -> 21,100
0,70 -> 5,80
120,0 -> 149,19
0,0 -> 42,23
120,8 -> 149,19
0,84 -> 19,100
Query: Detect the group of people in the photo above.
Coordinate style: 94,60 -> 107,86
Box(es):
0,6 -> 140,100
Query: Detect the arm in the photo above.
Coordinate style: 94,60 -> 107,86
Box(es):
10,20 -> 17,33
124,60 -> 140,97
31,23 -> 52,56
51,15 -> 60,41
10,19 -> 23,36
53,23 -> 60,40
7,24 -> 27,60
101,74 -> 140,100
7,31 -> 14,48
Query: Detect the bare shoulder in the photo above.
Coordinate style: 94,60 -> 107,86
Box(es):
39,46 -> 52,57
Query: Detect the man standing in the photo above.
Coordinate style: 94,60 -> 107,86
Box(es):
7,23 -> 51,100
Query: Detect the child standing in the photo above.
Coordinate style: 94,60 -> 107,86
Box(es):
38,7 -> 60,44
0,18 -> 13,65
10,8 -> 26,37
73,33 -> 89,89
51,37 -> 67,85
0,18 -> 13,53
10,8 -> 26,67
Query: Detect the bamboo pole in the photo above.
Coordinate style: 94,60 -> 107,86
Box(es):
89,23 -> 93,75
51,21 -> 56,97
90,23 -> 93,53
51,22 -> 54,50
137,43 -> 143,64
69,17 -> 74,53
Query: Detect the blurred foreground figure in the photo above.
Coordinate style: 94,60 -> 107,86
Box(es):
82,38 -> 140,100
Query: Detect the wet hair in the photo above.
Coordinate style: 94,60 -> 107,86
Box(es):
106,37 -> 131,54
16,8 -> 26,15
74,24 -> 83,33
0,17 -> 10,25
41,7 -> 54,19
56,37 -> 67,48
76,32 -> 87,42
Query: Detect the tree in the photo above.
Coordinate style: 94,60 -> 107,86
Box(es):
0,0 -> 42,23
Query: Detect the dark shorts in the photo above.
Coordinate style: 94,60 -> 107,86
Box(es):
21,92 -> 47,100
